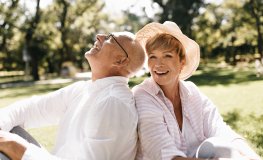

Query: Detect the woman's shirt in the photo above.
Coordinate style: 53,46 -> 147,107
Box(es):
133,77 -> 240,160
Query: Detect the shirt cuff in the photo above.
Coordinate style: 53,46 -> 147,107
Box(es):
22,143 -> 52,160
0,119 -> 13,132
161,148 -> 186,159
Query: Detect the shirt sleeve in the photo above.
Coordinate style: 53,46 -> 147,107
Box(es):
22,144 -> 61,160
0,81 -> 83,131
134,89 -> 186,160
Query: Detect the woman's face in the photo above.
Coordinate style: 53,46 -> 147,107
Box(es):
147,48 -> 185,87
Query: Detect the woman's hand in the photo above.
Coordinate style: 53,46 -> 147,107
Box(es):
0,130 -> 29,160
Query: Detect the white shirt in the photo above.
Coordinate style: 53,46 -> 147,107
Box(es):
133,78 -> 241,160
0,76 -> 138,160
182,116 -> 200,157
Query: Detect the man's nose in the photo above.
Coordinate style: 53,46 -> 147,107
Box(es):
96,34 -> 106,42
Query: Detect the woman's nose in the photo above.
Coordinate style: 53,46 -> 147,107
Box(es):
155,58 -> 164,66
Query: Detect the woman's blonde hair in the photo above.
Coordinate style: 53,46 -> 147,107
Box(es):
145,33 -> 185,61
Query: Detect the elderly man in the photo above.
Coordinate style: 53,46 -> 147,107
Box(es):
0,31 -> 145,160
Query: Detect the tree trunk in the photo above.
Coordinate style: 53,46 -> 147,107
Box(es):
58,0 -> 69,73
250,0 -> 263,58
25,0 -> 41,81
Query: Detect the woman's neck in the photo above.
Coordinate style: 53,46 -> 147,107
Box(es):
160,81 -> 180,104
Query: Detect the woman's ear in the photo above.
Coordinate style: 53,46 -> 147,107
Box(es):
180,58 -> 186,70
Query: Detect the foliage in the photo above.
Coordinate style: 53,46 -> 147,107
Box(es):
192,0 -> 262,62
0,0 -> 24,70
0,0 -> 107,78
0,0 -> 262,81
153,0 -> 205,36
223,112 -> 263,156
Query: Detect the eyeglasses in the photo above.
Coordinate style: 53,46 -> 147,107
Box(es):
105,33 -> 129,58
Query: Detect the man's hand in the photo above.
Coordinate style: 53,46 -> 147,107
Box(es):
0,130 -> 29,160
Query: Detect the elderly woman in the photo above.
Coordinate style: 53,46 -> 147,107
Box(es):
133,21 -> 260,160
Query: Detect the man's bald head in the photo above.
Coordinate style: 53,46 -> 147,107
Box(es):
112,32 -> 145,77
85,31 -> 145,80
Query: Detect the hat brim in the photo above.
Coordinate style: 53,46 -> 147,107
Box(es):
136,22 -> 200,80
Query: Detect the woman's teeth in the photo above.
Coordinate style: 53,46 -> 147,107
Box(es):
155,71 -> 169,75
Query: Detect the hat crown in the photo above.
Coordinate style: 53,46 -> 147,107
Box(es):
163,21 -> 183,34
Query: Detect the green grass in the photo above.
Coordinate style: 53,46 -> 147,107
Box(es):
198,81 -> 263,116
0,63 -> 263,156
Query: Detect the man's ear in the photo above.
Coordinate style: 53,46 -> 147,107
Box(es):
113,57 -> 129,67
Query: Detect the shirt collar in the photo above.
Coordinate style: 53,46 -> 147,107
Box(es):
141,77 -> 192,98
88,76 -> 128,91
179,80 -> 193,98
139,77 -> 168,98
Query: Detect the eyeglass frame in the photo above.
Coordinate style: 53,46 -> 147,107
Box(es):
105,33 -> 129,58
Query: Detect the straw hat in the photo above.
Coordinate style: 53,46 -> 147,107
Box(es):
136,21 -> 200,80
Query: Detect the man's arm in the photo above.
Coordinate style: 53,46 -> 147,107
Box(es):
0,81 -> 84,131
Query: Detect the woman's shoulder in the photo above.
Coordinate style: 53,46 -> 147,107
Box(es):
180,80 -> 200,94
132,78 -> 157,97
132,78 -> 148,91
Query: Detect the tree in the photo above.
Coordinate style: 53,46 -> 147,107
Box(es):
53,0 -> 105,72
246,0 -> 263,58
0,0 -> 22,70
0,0 -> 115,78
193,0 -> 259,64
24,0 -> 42,80
153,0 -> 205,37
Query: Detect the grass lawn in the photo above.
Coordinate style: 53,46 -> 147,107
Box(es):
0,63 -> 263,156
199,80 -> 263,115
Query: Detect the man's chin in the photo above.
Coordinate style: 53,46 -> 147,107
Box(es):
85,48 -> 98,56
84,51 -> 93,58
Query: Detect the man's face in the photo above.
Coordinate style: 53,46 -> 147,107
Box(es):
84,32 -> 132,79
85,33 -> 129,58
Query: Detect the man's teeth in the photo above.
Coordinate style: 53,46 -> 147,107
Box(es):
94,45 -> 99,50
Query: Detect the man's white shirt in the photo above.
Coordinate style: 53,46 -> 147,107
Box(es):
0,76 -> 138,160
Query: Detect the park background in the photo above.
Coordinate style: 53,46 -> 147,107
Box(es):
0,0 -> 263,157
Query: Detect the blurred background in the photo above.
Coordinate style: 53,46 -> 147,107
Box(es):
0,0 -> 263,157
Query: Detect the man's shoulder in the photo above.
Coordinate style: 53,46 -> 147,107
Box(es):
64,80 -> 88,90
95,83 -> 133,105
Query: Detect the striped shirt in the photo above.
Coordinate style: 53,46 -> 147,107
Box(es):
132,77 -> 240,160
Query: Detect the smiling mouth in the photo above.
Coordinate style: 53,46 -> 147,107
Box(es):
92,41 -> 101,50
94,45 -> 99,50
154,71 -> 169,75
